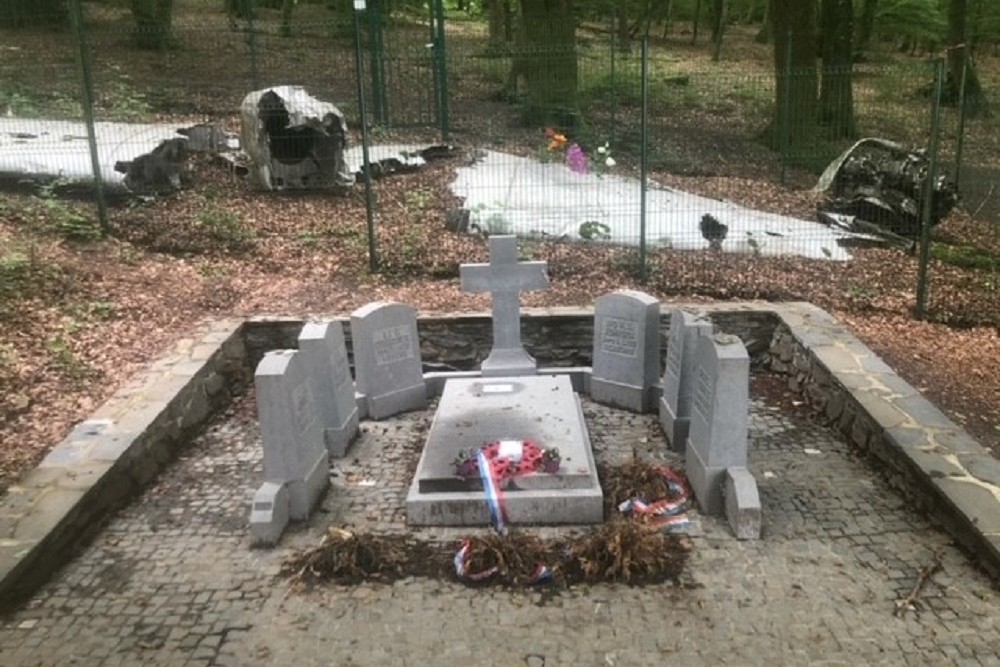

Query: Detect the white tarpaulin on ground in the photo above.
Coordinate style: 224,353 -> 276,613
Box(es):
0,118 -> 188,191
451,150 -> 863,261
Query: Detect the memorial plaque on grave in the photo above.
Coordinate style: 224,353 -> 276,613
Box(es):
298,321 -> 359,457
685,333 -> 749,515
659,309 -> 713,452
351,302 -> 427,419
406,375 -> 603,526
590,290 -> 661,412
254,349 -> 329,521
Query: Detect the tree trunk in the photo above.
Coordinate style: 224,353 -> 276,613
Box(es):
819,0 -> 855,138
767,0 -> 818,148
856,0 -> 877,51
948,0 -> 988,117
616,0 -> 630,52
280,0 -> 294,37
487,0 -> 507,52
131,0 -> 174,50
711,0 -> 726,61
754,1 -> 770,44
517,0 -> 579,129
0,0 -> 67,28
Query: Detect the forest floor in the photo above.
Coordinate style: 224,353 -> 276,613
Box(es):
1,5 -> 998,493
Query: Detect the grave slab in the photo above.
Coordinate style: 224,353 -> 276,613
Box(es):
685,333 -> 750,515
298,321 -> 359,457
590,290 -> 661,413
659,309 -> 713,452
350,302 -> 427,419
406,374 -> 603,526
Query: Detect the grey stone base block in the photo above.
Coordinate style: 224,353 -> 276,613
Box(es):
406,486 -> 604,526
366,384 -> 427,420
480,348 -> 538,377
324,408 -> 360,458
249,481 -> 290,547
590,377 -> 651,414
286,453 -> 328,521
658,397 -> 689,453
686,441 -> 728,515
724,467 -> 762,540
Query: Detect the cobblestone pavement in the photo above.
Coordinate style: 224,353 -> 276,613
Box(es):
1,381 -> 999,667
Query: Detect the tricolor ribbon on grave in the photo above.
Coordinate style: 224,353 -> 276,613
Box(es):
477,448 -> 509,535
617,465 -> 693,533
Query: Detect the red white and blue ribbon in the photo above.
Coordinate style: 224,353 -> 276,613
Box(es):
616,465 -> 693,533
477,448 -> 508,535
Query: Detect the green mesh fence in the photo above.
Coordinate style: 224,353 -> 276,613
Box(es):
1,3 -> 996,324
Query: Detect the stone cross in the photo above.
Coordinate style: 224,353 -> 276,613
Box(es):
460,235 -> 549,377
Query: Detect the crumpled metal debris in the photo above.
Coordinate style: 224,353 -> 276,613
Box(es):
239,85 -> 353,191
815,137 -> 959,238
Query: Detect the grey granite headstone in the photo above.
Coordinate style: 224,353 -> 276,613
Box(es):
298,321 -> 360,457
724,467 -> 761,540
459,235 -> 549,377
350,302 -> 427,419
659,309 -> 713,452
685,333 -> 749,515
590,290 -> 661,413
254,349 -> 328,521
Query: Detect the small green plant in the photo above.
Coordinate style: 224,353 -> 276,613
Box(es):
197,208 -> 256,253
102,65 -> 153,122
118,244 -> 142,265
34,180 -> 102,242
298,231 -> 319,248
579,220 -> 611,241
404,187 -> 434,211
47,335 -> 90,379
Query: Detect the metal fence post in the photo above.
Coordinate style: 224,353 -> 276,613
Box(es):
354,1 -> 378,273
915,59 -> 945,321
610,9 -> 617,147
368,2 -> 388,125
780,30 -> 792,185
432,0 -> 450,140
638,37 -> 649,283
69,0 -> 108,236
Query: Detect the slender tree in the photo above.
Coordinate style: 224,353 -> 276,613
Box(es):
516,0 -> 579,128
131,0 -> 174,50
819,0 -> 855,138
948,0 -> 988,116
856,0 -> 878,51
765,0 -> 817,147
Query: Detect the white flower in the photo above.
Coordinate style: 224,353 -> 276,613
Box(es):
597,143 -> 608,155
605,156 -> 616,168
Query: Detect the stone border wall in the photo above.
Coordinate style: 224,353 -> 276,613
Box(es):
767,303 -> 1000,577
0,320 -> 249,610
3,302 -> 996,612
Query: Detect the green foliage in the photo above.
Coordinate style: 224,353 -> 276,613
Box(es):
100,65 -> 154,122
34,182 -> 103,242
579,220 -> 611,241
46,334 -> 91,379
873,0 -> 946,46
0,85 -> 80,120
931,243 -> 999,272
196,208 -> 256,253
